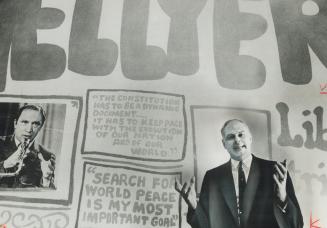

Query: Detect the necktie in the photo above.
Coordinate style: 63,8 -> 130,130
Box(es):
238,161 -> 246,227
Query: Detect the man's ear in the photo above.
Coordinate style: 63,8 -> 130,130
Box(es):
222,139 -> 226,148
14,119 -> 17,129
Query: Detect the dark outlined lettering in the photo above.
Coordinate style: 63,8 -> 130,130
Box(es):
121,0 -> 167,80
0,0 -> 66,91
270,0 -> 327,84
69,0 -> 118,76
213,0 -> 267,89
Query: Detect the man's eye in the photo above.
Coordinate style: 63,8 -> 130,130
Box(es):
33,122 -> 41,127
238,133 -> 244,137
226,135 -> 234,140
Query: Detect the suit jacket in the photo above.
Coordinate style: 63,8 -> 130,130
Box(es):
0,135 -> 55,188
187,156 -> 303,228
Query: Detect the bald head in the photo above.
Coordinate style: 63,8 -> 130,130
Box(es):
221,119 -> 248,137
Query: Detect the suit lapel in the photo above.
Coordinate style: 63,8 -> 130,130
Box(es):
242,156 -> 260,225
219,161 -> 239,226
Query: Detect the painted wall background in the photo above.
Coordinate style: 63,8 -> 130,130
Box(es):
0,0 -> 326,227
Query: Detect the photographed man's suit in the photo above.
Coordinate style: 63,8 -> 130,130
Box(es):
0,136 -> 54,188
187,156 -> 303,228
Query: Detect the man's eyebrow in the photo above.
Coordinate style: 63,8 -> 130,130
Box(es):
227,130 -> 245,135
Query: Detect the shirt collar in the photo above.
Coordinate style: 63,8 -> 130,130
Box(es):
231,154 -> 253,170
14,137 -> 20,147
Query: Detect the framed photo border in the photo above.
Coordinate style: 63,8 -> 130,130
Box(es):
0,94 -> 83,206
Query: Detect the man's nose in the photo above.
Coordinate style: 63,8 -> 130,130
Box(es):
25,124 -> 33,132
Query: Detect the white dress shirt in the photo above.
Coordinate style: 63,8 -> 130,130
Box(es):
231,155 -> 252,199
231,155 -> 253,219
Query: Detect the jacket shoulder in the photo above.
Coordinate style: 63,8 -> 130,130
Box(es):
205,160 -> 231,177
34,144 -> 55,160
253,155 -> 276,166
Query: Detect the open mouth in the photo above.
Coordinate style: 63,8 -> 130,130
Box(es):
234,145 -> 246,149
23,135 -> 32,139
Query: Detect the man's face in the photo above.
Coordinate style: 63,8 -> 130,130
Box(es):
14,109 -> 43,143
222,120 -> 252,161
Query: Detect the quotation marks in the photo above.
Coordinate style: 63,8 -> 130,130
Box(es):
87,166 -> 97,174
71,101 -> 79,108
310,212 -> 321,228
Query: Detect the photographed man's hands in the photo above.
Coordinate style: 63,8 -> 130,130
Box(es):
38,153 -> 55,187
273,160 -> 287,203
3,145 -> 26,169
175,176 -> 197,209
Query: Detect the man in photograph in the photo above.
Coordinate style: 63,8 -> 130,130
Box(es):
0,104 -> 55,188
176,119 -> 303,228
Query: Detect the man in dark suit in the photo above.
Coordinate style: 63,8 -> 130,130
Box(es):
176,119 -> 303,228
0,104 -> 55,188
